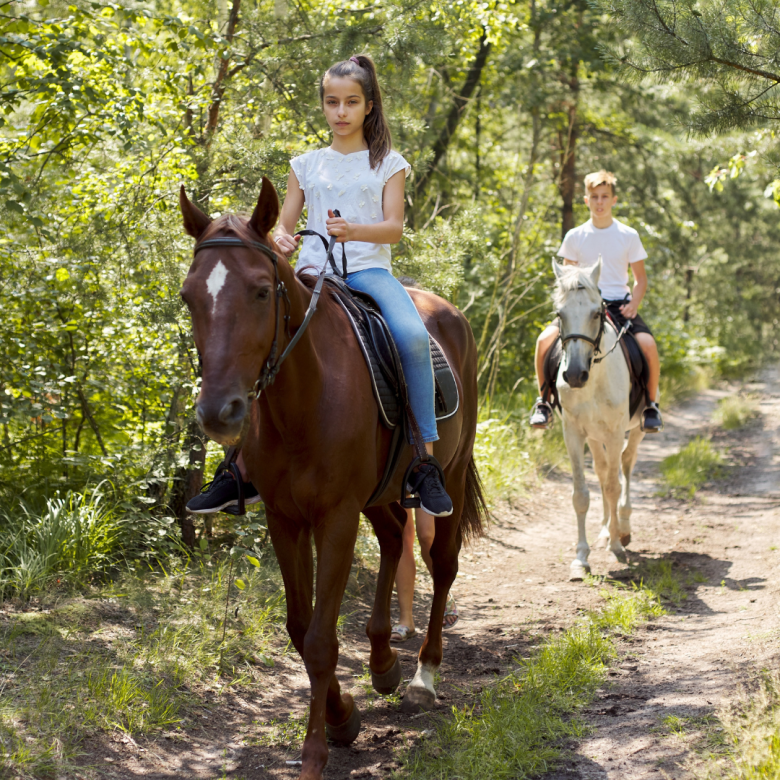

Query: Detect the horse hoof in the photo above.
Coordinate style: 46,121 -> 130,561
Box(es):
372,654 -> 402,694
401,685 -> 435,714
609,546 -> 628,564
569,562 -> 591,582
620,533 -> 631,547
326,703 -> 362,745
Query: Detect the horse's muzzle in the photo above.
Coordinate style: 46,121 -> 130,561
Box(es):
196,393 -> 249,445
563,368 -> 590,388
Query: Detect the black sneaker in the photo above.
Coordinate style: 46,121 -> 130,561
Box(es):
407,464 -> 453,517
186,468 -> 261,514
529,397 -> 553,429
641,402 -> 663,433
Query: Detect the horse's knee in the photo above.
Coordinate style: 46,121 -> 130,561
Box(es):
572,484 -> 589,515
303,629 -> 338,677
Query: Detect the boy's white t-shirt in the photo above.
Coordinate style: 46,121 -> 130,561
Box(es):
290,148 -> 411,276
557,218 -> 648,300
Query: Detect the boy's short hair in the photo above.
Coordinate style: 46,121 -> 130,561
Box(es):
584,170 -> 617,196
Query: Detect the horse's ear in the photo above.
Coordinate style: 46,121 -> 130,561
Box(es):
552,259 -> 565,280
590,255 -> 603,285
249,177 -> 280,237
180,186 -> 212,238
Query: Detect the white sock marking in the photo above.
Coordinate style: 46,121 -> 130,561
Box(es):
206,260 -> 228,314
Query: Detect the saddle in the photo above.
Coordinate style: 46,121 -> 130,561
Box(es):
327,277 -> 459,427
325,277 -> 459,508
543,315 -> 649,420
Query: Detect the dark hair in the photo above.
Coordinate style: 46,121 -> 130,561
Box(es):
319,55 -> 392,171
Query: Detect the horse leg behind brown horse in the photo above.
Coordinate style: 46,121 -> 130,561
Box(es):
179,178 -> 486,780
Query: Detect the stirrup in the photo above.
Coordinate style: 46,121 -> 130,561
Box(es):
640,404 -> 664,433
401,455 -> 446,509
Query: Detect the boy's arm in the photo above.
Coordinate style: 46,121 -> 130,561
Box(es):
620,260 -> 648,319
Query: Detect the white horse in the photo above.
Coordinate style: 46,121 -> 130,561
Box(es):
552,259 -> 645,580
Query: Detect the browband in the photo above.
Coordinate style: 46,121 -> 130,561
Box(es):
194,237 -> 277,261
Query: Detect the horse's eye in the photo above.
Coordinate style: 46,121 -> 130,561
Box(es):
257,288 -> 271,301
593,311 -> 601,319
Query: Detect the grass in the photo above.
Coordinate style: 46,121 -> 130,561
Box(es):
705,672 -> 780,779
660,437 -> 725,499
715,394 -> 759,430
473,396 -> 570,505
0,545 -> 287,778
399,583 -> 663,779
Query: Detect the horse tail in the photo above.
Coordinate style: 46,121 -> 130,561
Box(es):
460,456 -> 489,544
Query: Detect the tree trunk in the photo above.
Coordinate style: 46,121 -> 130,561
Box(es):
169,418 -> 206,548
413,32 -> 492,207
558,62 -> 579,239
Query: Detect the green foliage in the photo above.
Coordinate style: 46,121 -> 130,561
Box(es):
473,411 -> 533,503
660,437 -> 725,499
0,486 -> 129,598
716,394 -> 759,430
401,583 -> 662,779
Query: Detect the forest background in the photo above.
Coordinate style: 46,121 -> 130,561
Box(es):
1,0 -> 779,554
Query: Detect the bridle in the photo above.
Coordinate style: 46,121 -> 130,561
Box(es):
558,299 -> 606,361
557,298 -> 632,365
192,216 -> 344,398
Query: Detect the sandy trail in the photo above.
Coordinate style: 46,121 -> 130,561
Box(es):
94,371 -> 780,778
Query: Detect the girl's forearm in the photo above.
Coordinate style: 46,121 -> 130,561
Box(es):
348,220 -> 403,245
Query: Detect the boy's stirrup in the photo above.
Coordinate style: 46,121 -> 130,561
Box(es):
641,402 -> 663,433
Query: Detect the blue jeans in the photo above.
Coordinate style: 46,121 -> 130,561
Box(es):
346,268 -> 438,443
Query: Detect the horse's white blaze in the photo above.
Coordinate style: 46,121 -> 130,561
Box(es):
206,260 -> 228,314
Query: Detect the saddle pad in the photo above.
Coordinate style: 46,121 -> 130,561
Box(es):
332,294 -> 459,429
544,321 -> 648,420
615,324 -> 650,420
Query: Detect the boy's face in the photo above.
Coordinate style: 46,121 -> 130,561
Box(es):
584,183 -> 617,219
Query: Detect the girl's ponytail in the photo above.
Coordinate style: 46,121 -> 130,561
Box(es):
320,55 -> 392,171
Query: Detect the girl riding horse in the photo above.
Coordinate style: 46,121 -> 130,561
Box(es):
188,54 -> 452,518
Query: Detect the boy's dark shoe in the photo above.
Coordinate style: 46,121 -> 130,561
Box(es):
641,402 -> 663,433
407,464 -> 453,517
186,468 -> 261,514
529,397 -> 554,429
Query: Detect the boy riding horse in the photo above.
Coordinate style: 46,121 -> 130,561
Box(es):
530,170 -> 663,433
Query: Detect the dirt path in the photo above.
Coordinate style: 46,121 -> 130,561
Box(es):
99,371 -> 780,779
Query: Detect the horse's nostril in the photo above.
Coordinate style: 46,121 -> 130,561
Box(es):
218,396 -> 247,425
581,370 -> 589,383
562,371 -> 569,384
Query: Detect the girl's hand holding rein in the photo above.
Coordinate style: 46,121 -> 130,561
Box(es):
326,210 -> 354,243
274,232 -> 300,257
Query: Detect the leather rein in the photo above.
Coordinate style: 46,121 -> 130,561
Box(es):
192,213 -> 346,399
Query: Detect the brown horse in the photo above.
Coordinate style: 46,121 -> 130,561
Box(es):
179,177 -> 486,780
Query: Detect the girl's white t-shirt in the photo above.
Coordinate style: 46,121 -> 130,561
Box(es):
557,218 -> 648,300
290,148 -> 411,275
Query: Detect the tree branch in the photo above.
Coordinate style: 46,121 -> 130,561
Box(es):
202,0 -> 242,145
414,32 -> 492,197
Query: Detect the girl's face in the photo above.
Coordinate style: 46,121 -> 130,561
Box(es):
322,76 -> 373,138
